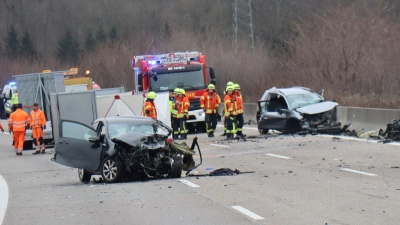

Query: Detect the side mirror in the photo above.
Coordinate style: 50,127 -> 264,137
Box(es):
209,68 -> 216,80
210,79 -> 216,85
89,136 -> 100,142
279,109 -> 288,114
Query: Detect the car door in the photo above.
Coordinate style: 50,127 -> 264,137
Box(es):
53,120 -> 102,171
258,93 -> 287,130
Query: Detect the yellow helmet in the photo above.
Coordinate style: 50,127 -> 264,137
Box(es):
173,88 -> 180,94
147,91 -> 156,99
226,86 -> 234,92
179,89 -> 186,95
226,81 -> 234,86
233,84 -> 240,90
207,84 -> 215,90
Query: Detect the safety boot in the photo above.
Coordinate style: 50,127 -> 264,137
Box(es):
173,135 -> 179,140
227,134 -> 234,140
210,131 -> 214,137
220,132 -> 226,136
207,132 -> 212,137
180,134 -> 187,140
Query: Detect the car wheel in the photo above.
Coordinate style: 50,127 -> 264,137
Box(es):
78,168 -> 92,184
170,156 -> 182,178
286,119 -> 301,134
101,157 -> 122,183
258,128 -> 269,134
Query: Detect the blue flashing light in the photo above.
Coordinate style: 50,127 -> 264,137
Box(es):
9,82 -> 16,86
148,60 -> 157,65
193,57 -> 199,61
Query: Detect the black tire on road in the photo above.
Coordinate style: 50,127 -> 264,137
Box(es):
170,156 -> 182,178
78,168 -> 92,184
101,157 -> 123,183
258,128 -> 269,135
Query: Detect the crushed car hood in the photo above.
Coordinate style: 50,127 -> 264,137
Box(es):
111,133 -> 147,147
296,101 -> 338,115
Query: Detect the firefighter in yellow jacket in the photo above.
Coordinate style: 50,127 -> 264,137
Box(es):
143,92 -> 157,119
175,89 -> 190,140
233,84 -> 245,138
30,103 -> 47,154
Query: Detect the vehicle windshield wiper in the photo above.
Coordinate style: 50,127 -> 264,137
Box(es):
184,85 -> 200,91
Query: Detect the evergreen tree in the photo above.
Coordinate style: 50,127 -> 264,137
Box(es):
108,26 -> 118,43
5,25 -> 19,58
56,29 -> 80,64
20,31 -> 36,59
85,30 -> 96,52
96,26 -> 106,44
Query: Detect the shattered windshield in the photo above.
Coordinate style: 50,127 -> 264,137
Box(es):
108,121 -> 168,139
287,92 -> 324,109
150,70 -> 205,92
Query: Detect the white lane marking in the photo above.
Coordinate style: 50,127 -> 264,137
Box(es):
0,175 -> 9,225
319,134 -> 400,146
340,168 -> 378,176
231,206 -> 264,220
178,179 -> 200,188
210,144 -> 230,148
266,153 -> 292,159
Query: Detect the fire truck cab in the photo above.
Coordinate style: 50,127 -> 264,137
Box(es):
133,51 -> 216,132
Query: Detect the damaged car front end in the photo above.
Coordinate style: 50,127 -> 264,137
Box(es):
256,87 -> 349,134
52,116 -> 202,183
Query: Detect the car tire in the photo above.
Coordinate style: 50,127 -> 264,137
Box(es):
258,128 -> 269,134
101,157 -> 123,183
78,168 -> 92,184
286,119 -> 301,134
170,156 -> 182,178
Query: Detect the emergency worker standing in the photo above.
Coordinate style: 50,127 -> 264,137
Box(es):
172,88 -> 180,139
8,103 -> 29,155
200,84 -> 221,137
176,89 -> 190,140
30,103 -> 47,154
224,86 -> 236,140
143,92 -> 157,119
233,84 -> 245,137
221,81 -> 234,136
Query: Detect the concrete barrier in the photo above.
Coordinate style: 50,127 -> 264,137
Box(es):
242,103 -> 399,132
243,103 -> 257,122
336,106 -> 400,131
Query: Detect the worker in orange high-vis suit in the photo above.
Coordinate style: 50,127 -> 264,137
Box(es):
233,84 -> 245,138
176,89 -> 190,140
224,86 -> 236,140
143,92 -> 157,119
172,88 -> 180,139
30,103 -> 47,154
8,103 -> 29,155
200,84 -> 221,138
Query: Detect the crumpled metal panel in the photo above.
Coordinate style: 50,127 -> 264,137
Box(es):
296,101 -> 338,115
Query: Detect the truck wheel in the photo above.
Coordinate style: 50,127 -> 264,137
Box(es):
78,168 -> 92,184
23,141 -> 33,150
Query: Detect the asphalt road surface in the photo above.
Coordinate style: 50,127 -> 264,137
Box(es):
1,122 -> 400,225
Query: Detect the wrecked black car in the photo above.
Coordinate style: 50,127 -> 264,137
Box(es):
256,87 -> 348,134
52,116 -> 201,183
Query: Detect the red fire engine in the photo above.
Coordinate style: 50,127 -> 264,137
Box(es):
132,51 -> 216,132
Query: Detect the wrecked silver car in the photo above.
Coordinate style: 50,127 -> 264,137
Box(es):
52,116 -> 202,183
256,87 -> 348,134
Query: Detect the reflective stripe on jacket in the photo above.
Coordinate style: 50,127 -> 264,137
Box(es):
234,92 -> 243,114
200,92 -> 221,114
176,96 -> 190,118
224,94 -> 234,117
30,109 -> 47,128
8,108 -> 29,131
143,101 -> 157,119
11,93 -> 18,104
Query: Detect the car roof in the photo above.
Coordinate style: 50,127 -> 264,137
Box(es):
99,116 -> 155,123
